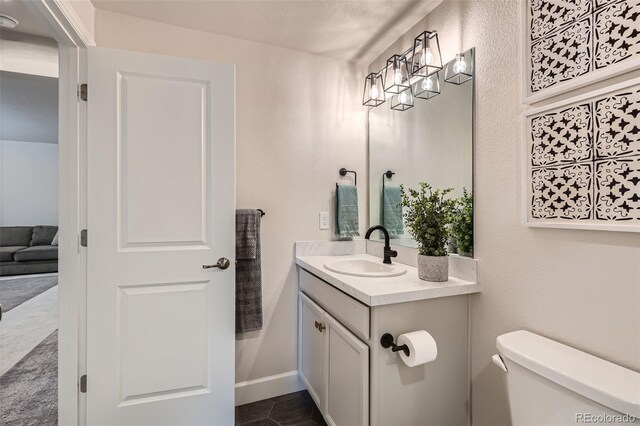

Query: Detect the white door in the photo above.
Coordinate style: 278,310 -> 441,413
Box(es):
86,47 -> 235,425
299,292 -> 325,410
324,314 -> 369,426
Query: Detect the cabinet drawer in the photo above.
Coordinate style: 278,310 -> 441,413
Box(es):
299,269 -> 370,341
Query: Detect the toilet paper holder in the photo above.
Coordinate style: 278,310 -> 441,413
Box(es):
381,333 -> 410,356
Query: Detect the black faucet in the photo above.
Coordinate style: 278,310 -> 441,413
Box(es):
364,225 -> 398,264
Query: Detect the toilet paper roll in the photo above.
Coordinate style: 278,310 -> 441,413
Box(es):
397,330 -> 438,367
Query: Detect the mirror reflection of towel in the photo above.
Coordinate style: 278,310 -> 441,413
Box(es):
336,184 -> 360,238
382,186 -> 403,237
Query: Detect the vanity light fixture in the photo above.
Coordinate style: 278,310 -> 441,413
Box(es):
362,29 -> 444,111
410,31 -> 443,79
444,51 -> 474,85
362,72 -> 385,107
384,54 -> 411,95
413,72 -> 440,100
390,87 -> 414,111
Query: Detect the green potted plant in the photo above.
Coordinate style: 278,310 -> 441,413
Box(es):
451,188 -> 473,257
400,183 -> 455,282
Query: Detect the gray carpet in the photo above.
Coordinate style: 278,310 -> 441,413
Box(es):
0,330 -> 58,426
0,275 -> 58,312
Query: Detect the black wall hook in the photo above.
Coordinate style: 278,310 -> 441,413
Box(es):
381,333 -> 410,356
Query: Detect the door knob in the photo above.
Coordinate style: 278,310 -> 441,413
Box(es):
203,257 -> 231,270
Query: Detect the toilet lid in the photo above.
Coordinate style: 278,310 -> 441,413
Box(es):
497,330 -> 640,418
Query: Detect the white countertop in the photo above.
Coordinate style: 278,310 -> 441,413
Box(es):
295,253 -> 480,307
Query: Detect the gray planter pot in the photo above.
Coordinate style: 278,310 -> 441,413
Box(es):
417,254 -> 449,282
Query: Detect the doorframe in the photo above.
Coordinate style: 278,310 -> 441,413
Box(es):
22,1 -> 94,425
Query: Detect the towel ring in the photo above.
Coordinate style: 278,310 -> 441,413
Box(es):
382,170 -> 395,188
337,168 -> 357,187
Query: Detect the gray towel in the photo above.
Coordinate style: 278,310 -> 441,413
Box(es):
382,186 -> 404,237
236,209 -> 262,333
336,184 -> 360,238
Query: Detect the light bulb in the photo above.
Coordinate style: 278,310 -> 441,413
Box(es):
370,85 -> 379,100
421,77 -> 433,91
421,47 -> 433,66
453,55 -> 466,73
393,68 -> 403,85
399,91 -> 408,104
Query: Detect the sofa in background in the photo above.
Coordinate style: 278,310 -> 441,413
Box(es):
0,226 -> 58,276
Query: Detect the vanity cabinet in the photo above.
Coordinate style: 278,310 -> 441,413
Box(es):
299,293 -> 325,408
297,263 -> 474,426
299,291 -> 369,426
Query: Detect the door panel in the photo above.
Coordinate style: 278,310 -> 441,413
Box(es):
119,281 -> 208,403
119,73 -> 209,248
324,314 -> 369,426
299,292 -> 325,411
87,47 -> 235,425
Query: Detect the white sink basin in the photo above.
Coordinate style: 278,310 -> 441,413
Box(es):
324,258 -> 407,278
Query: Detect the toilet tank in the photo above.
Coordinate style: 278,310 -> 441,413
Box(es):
494,330 -> 640,426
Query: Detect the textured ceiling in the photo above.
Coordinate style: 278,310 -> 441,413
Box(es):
0,0 -> 55,38
91,0 -> 443,63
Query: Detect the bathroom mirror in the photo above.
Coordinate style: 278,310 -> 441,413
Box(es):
369,48 -> 475,256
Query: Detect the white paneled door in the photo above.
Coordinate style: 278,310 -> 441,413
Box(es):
87,47 -> 235,425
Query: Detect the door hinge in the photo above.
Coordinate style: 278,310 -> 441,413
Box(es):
79,83 -> 88,101
80,375 -> 87,393
80,229 -> 88,247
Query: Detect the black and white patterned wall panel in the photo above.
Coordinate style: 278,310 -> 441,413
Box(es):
527,0 -> 640,100
530,104 -> 593,166
531,164 -> 593,219
526,82 -> 640,231
594,1 -> 640,69
594,89 -> 640,158
530,18 -> 592,93
595,156 -> 640,220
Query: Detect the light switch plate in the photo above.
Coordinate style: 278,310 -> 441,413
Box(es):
319,212 -> 329,230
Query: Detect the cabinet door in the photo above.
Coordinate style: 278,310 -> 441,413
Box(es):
299,292 -> 326,410
324,314 -> 369,426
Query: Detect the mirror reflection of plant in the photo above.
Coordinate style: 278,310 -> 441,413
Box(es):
451,188 -> 473,257
400,183 -> 456,257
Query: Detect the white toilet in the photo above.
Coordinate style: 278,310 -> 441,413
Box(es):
494,330 -> 640,425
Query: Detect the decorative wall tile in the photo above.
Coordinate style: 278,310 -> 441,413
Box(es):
595,156 -> 640,220
531,104 -> 593,166
530,18 -> 592,93
595,88 -> 640,158
530,0 -> 592,41
525,82 -> 640,231
531,163 -> 593,219
594,0 -> 640,69
526,0 -> 640,100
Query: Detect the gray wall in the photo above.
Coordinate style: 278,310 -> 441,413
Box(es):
0,71 -> 58,226
0,140 -> 58,226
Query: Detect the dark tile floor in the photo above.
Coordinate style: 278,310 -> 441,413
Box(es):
236,390 -> 327,426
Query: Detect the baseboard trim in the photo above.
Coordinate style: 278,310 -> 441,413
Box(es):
235,370 -> 305,406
